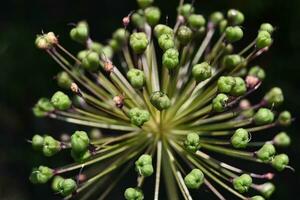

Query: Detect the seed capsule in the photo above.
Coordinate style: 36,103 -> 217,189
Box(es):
212,93 -> 229,112
233,174 -> 252,193
254,108 -> 274,125
128,108 -> 150,127
135,154 -> 153,177
51,91 -> 72,110
271,154 -> 289,171
145,6 -> 161,26
129,32 -> 149,54
127,69 -> 146,89
124,187 -> 144,200
162,48 -> 179,69
256,143 -> 276,162
184,133 -> 200,153
184,169 -> 204,189
231,128 -> 249,148
192,62 -> 212,82
29,166 -> 53,184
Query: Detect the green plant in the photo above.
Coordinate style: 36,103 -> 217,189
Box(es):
30,0 -> 293,199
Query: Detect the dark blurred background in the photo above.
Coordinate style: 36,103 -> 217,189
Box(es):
0,0 -> 299,199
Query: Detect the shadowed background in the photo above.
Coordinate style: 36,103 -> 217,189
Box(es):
0,0 -> 299,199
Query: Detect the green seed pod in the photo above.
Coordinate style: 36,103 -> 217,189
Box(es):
256,31 -> 272,49
51,91 -> 72,110
127,69 -> 146,89
137,0 -> 153,8
150,91 -> 171,111
184,169 -> 204,189
32,134 -> 44,151
128,108 -> 150,126
33,98 -> 55,117
130,32 -> 149,54
71,131 -> 90,153
124,187 -> 144,200
43,135 -> 61,157
219,19 -> 228,33
178,3 -> 194,18
71,149 -> 91,163
251,196 -> 265,200
248,66 -> 266,80
29,166 -> 53,184
278,111 -> 292,126
231,128 -> 249,148
254,108 -> 274,125
212,93 -> 229,112
51,175 -> 64,192
81,51 -> 100,71
231,77 -> 247,96
131,11 -> 146,29
184,132 -> 200,153
256,143 -> 276,162
102,45 -> 114,59
273,132 -> 291,147
158,34 -> 175,51
271,154 -> 289,171
70,21 -> 89,44
263,87 -> 284,107
162,48 -> 179,69
259,182 -> 275,198
225,26 -> 244,43
145,7 -> 161,26
210,11 -> 224,25
232,174 -> 252,193
77,50 -> 88,60
224,44 -> 234,54
57,71 -> 72,89
188,14 -> 206,29
135,154 -> 153,177
113,28 -> 129,44
217,76 -> 235,93
177,25 -> 193,45
260,23 -> 274,34
58,178 -> 77,196
89,42 -> 103,54
223,54 -> 244,70
192,62 -> 212,82
227,9 -> 245,25
109,39 -> 121,52
154,24 -> 174,38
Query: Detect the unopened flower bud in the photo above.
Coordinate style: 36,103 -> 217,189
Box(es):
256,31 -> 272,49
263,87 -> 284,107
154,24 -> 174,38
254,108 -> 274,125
177,25 -> 193,45
81,51 -> 100,71
212,93 -> 229,112
260,23 -> 274,34
177,3 -> 194,18
210,12 -> 224,25
127,69 -> 146,89
271,154 -> 289,171
113,28 -> 129,45
225,26 -> 243,42
158,34 -> 175,51
29,166 -> 53,184
258,182 -> 275,198
33,98 -> 55,117
32,134 -> 44,151
248,66 -> 266,80
192,62 -> 212,82
51,91 -> 72,110
217,76 -> 235,93
162,48 -> 179,69
278,111 -> 292,126
188,14 -> 206,29
109,39 -> 121,52
145,7 -> 161,26
184,132 -> 200,153
128,108 -> 150,127
43,135 -> 61,157
124,187 -> 144,200
231,128 -> 249,148
233,174 -> 252,193
131,11 -> 146,29
223,54 -> 244,70
70,21 -> 89,44
251,196 -> 265,200
150,91 -> 171,111
130,32 -> 149,54
256,143 -> 276,162
71,131 -> 90,153
135,154 -> 153,177
184,169 -> 204,189
137,0 -> 153,8
273,132 -> 291,147
227,9 -> 245,25
57,71 -> 72,89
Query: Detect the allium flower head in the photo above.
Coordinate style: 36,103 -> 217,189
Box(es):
30,0 -> 294,199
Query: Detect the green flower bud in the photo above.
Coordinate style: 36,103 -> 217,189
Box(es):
109,39 -> 121,52
145,7 -> 161,26
150,91 -> 171,111
256,143 -> 276,162
231,128 -> 249,148
43,135 -> 61,157
227,9 -> 245,25
192,62 -> 212,82
178,3 -> 194,18
225,26 -> 243,43
162,48 -> 179,69
256,31 -> 272,49
130,32 -> 149,54
135,154 -> 153,177
248,66 -> 266,80
51,175 -> 64,192
210,12 -> 224,25
188,14 -> 206,29
154,24 -> 174,38
29,166 -> 53,184
217,76 -> 235,93
251,196 -> 265,200
124,187 -> 144,200
57,71 -> 72,89
32,134 -> 44,151
259,182 -> 275,198
128,108 -> 150,126
127,69 -> 146,89
232,174 -> 252,193
260,23 -> 274,34
271,154 -> 289,171
51,91 -> 72,110
177,25 -> 193,45
70,21 -> 89,44
278,111 -> 292,126
132,11 -> 146,29
263,87 -> 284,107
58,178 -> 77,196
137,0 -> 153,8
102,45 -> 114,59
231,77 -> 247,96
81,51 -> 100,71
33,98 -> 55,117
113,28 -> 129,44
71,131 -> 90,153
273,132 -> 291,147
71,149 -> 91,163
219,19 -> 228,33
158,34 -> 175,51
254,108 -> 274,125
212,93 -> 229,112
223,54 -> 244,70
89,42 -> 103,54
184,132 -> 200,153
184,169 -> 204,189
